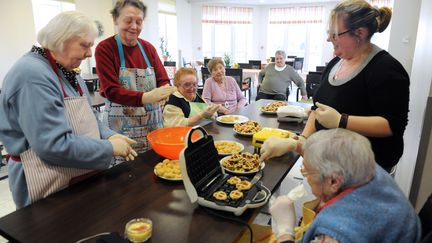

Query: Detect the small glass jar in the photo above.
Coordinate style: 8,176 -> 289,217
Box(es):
125,218 -> 152,243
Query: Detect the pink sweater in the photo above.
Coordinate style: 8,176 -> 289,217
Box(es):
202,76 -> 247,113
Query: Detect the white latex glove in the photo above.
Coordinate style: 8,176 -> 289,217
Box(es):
287,184 -> 307,201
314,102 -> 341,129
200,104 -> 220,119
141,86 -> 177,104
260,136 -> 297,162
270,196 -> 296,238
108,135 -> 138,161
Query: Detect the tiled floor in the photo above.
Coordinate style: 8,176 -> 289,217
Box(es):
0,176 -> 14,243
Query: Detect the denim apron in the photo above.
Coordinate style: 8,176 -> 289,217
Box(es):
20,49 -> 98,203
104,35 -> 163,156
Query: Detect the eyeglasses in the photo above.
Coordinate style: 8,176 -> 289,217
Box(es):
300,164 -> 316,178
328,29 -> 352,39
181,82 -> 198,90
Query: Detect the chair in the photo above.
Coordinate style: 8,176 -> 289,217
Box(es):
285,61 -> 294,67
287,55 -> 296,62
248,60 -> 262,69
296,72 -> 321,101
201,66 -> 212,84
316,66 -> 326,72
226,68 -> 251,104
238,63 -> 253,69
293,57 -> 304,73
164,61 -> 176,85
204,58 -> 211,67
256,73 -> 290,101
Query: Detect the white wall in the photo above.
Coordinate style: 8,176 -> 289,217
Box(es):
389,0 -> 423,196
141,0 -> 159,46
399,0 -> 432,208
191,3 -> 203,60
176,0 -> 193,64
75,0 -> 116,74
0,0 -> 36,87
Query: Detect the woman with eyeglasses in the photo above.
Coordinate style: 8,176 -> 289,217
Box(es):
261,0 -> 409,172
270,129 -> 420,243
163,68 -> 219,127
202,57 -> 247,115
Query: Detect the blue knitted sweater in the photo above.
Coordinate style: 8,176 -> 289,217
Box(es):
300,166 -> 421,243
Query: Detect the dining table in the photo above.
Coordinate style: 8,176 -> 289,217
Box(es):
0,99 -> 309,243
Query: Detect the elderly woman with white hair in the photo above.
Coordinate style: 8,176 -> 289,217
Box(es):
0,11 -> 137,208
269,129 -> 421,243
256,50 -> 307,101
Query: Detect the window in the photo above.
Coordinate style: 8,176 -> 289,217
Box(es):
202,6 -> 253,64
267,6 -> 325,71
31,0 -> 75,35
158,1 -> 177,62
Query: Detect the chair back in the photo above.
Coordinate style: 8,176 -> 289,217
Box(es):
163,61 -> 176,67
204,58 -> 211,67
293,57 -> 304,72
201,66 -> 212,85
316,66 -> 326,72
238,63 -> 253,69
248,60 -> 261,69
305,73 -> 321,99
225,68 -> 243,88
164,61 -> 176,84
287,55 -> 296,62
285,61 -> 294,67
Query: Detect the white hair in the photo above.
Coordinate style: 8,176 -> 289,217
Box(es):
275,50 -> 286,59
37,11 -> 98,53
303,129 -> 376,189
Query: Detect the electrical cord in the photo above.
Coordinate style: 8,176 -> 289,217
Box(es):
203,207 -> 253,243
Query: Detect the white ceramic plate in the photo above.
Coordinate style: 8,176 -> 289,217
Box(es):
214,140 -> 245,156
259,107 -> 277,115
233,128 -> 255,137
220,155 -> 265,175
216,115 -> 249,125
154,168 -> 182,181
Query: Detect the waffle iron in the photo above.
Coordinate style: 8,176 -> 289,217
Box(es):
179,126 -> 271,216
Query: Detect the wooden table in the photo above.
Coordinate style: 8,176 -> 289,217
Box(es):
0,99 -> 305,243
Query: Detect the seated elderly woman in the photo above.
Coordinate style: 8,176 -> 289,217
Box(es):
257,50 -> 307,101
202,58 -> 246,115
269,129 -> 421,243
163,67 -> 219,127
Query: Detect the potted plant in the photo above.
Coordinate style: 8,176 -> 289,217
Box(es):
159,37 -> 171,61
223,53 -> 232,67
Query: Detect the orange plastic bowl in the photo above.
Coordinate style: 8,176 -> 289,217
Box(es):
147,126 -> 199,160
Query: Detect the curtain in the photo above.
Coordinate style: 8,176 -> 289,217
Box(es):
202,6 -> 253,24
268,6 -> 324,25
